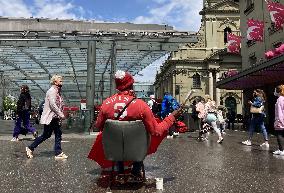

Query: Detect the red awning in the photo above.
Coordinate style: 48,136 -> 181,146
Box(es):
217,54 -> 284,90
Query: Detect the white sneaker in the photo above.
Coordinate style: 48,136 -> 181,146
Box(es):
217,137 -> 224,144
242,140 -> 252,146
273,150 -> 284,155
55,152 -> 68,159
26,147 -> 33,158
167,135 -> 174,139
260,142 -> 269,148
11,137 -> 19,142
173,132 -> 179,136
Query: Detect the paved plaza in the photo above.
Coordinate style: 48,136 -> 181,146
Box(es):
1,120 -> 284,193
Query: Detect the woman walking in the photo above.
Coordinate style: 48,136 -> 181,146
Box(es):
242,89 -> 269,147
26,75 -> 67,159
11,85 -> 37,141
272,85 -> 284,155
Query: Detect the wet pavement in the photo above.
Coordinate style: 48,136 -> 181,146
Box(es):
1,120 -> 284,193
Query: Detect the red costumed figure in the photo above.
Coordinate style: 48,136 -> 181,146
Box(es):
88,70 -> 182,178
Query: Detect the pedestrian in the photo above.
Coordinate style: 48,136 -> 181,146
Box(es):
147,95 -> 155,109
38,100 -> 45,118
25,75 -> 67,159
227,108 -> 236,130
88,70 -> 183,181
217,106 -> 227,134
196,98 -> 207,141
272,85 -> 284,155
242,89 -> 269,148
191,100 -> 198,129
204,95 -> 223,143
11,85 -> 38,141
194,98 -> 206,141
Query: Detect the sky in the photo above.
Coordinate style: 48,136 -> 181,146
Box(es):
0,0 -> 203,82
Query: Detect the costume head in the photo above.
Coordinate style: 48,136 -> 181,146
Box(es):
115,70 -> 134,91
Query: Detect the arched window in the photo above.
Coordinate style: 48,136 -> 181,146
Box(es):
192,73 -> 201,88
224,27 -> 232,43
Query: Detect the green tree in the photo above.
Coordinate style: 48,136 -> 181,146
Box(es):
3,96 -> 17,111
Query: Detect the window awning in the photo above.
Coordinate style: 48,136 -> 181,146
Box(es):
217,54 -> 284,90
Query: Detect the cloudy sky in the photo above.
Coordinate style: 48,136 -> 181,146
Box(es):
0,0 -> 203,82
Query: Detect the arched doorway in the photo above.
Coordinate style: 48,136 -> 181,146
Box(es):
224,27 -> 232,43
225,96 -> 236,113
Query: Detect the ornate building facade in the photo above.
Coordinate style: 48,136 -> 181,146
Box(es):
217,0 -> 284,132
154,0 -> 243,114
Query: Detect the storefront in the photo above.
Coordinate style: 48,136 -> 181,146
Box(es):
217,54 -> 284,132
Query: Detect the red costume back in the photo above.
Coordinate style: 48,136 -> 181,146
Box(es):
88,91 -> 175,168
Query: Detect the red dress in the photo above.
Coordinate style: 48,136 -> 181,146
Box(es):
88,91 -> 175,168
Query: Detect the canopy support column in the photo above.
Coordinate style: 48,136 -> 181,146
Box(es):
110,41 -> 117,95
0,71 -> 5,115
86,41 -> 96,131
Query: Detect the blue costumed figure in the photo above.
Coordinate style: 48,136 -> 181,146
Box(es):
161,93 -> 180,137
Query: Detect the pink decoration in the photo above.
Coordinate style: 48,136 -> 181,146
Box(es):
227,33 -> 241,54
247,19 -> 264,41
267,1 -> 284,30
265,50 -> 275,59
278,43 -> 284,53
227,69 -> 238,77
273,43 -> 284,56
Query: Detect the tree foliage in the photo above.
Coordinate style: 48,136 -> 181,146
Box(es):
3,96 -> 17,111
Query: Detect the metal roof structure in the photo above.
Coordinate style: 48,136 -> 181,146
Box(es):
0,18 -> 199,106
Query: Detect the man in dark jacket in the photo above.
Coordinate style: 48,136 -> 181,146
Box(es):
11,85 -> 37,141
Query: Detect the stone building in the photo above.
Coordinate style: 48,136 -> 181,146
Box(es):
217,0 -> 284,132
154,0 -> 243,115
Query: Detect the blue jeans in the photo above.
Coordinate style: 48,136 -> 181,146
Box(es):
248,114 -> 268,141
29,118 -> 62,156
13,110 -> 36,137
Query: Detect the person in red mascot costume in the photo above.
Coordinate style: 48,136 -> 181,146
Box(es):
88,70 -> 183,180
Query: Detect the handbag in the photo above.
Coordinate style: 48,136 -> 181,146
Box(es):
250,105 -> 264,114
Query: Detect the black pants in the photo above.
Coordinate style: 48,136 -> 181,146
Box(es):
117,161 -> 143,176
227,121 -> 235,130
29,118 -> 62,156
276,130 -> 284,151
